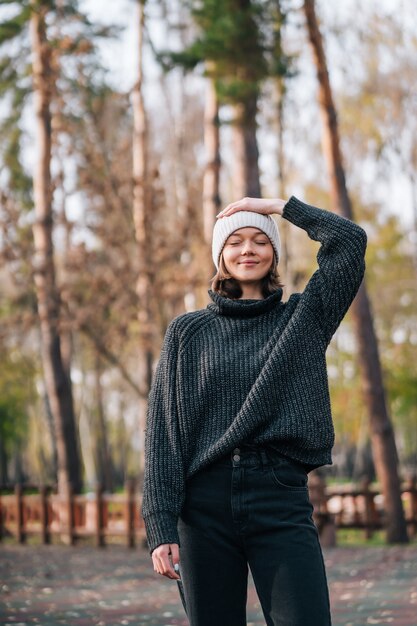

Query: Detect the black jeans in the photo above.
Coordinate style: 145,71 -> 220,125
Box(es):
177,444 -> 331,626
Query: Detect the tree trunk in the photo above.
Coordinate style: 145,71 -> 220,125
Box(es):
303,0 -> 408,543
132,0 -> 154,475
275,77 -> 296,294
410,172 -> 417,270
203,77 -> 221,246
232,93 -> 261,198
0,438 -> 8,486
94,353 -> 113,492
30,1 -> 82,495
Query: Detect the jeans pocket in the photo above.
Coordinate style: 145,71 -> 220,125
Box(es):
269,460 -> 308,491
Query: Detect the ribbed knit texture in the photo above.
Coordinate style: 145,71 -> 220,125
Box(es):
142,196 -> 367,554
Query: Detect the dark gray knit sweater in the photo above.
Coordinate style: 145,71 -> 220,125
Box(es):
142,196 -> 367,554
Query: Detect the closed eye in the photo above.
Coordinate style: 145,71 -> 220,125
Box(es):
227,241 -> 269,247
229,241 -> 268,245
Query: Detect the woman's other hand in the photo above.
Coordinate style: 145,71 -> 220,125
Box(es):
151,543 -> 181,580
216,197 -> 287,219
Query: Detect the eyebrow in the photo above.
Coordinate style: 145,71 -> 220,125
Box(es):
228,232 -> 269,239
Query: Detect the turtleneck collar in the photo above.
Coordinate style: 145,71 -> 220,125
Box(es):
207,288 -> 283,317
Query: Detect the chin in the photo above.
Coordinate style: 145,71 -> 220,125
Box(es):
234,267 -> 268,278
234,273 -> 266,283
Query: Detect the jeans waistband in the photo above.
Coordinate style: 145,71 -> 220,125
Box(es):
213,443 -> 293,469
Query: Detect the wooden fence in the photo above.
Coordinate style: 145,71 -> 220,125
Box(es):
308,475 -> 417,544
1,476 -> 416,547
0,482 -> 143,548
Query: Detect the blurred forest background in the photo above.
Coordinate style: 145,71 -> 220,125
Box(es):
0,0 -> 416,515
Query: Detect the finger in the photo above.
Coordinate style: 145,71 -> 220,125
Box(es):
170,543 -> 180,567
156,548 -> 180,580
216,207 -> 232,218
217,198 -> 259,218
216,205 -> 245,218
153,551 -> 168,576
152,553 -> 164,575
161,558 -> 180,579
165,547 -> 180,580
169,544 -> 181,578
216,199 -> 246,218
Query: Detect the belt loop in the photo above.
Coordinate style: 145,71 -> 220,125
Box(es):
260,448 -> 268,469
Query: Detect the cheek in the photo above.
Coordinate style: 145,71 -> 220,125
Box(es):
260,246 -> 274,264
222,248 -> 238,264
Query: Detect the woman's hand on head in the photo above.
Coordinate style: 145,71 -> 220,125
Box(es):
151,543 -> 180,580
216,197 -> 287,219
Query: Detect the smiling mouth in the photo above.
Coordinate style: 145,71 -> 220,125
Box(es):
239,261 -> 258,265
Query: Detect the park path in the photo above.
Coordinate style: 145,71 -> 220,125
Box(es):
1,544 -> 416,625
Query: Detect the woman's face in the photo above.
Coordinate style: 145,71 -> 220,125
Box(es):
221,227 -> 275,284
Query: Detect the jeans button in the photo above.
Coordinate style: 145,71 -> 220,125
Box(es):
233,454 -> 240,462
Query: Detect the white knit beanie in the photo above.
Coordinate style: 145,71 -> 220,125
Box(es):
212,211 -> 281,270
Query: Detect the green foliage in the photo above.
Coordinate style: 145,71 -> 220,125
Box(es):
336,529 -> 387,547
158,0 -> 293,104
324,197 -> 417,466
2,119 -> 33,208
0,5 -> 30,45
0,350 -> 36,455
0,3 -> 32,208
389,366 -> 417,418
386,360 -> 417,463
0,0 -> 114,211
0,56 -> 27,96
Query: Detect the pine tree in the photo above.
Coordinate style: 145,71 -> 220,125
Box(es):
0,0 -> 111,493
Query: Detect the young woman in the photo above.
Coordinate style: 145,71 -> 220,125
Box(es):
142,195 -> 367,626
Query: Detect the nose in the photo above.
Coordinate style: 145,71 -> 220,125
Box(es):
241,241 -> 256,254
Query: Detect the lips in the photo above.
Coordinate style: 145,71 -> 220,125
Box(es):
239,261 -> 258,265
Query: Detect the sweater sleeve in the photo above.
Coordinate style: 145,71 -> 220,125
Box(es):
282,196 -> 367,345
141,318 -> 185,555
